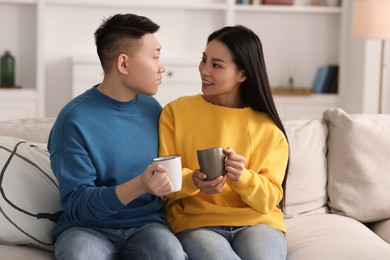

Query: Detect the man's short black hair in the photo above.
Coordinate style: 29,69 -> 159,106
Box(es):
94,13 -> 160,72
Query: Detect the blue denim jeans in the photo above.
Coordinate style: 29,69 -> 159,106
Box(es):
54,223 -> 187,260
176,224 -> 287,260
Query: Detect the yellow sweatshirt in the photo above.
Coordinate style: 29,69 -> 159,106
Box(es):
159,94 -> 288,234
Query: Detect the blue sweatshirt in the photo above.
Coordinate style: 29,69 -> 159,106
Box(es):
48,86 -> 164,239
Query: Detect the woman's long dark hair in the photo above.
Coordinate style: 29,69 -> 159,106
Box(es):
208,25 -> 289,211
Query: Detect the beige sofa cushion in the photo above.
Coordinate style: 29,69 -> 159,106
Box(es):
369,219 -> 390,243
0,244 -> 53,260
324,108 -> 390,222
283,119 -> 328,218
285,214 -> 390,259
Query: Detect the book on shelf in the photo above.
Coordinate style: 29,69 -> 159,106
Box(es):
325,65 -> 338,94
236,0 -> 292,4
236,0 -> 260,5
312,65 -> 338,94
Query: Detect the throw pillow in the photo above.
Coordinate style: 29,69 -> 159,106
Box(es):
0,136 -> 62,251
283,118 -> 328,218
324,108 -> 390,222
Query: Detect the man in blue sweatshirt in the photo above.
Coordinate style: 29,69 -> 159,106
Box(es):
48,13 -> 186,259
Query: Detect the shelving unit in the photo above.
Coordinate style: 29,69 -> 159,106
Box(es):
231,1 -> 344,119
46,0 -> 227,10
0,0 -> 36,4
0,89 -> 39,120
0,0 -> 347,120
234,4 -> 342,13
0,0 -> 44,120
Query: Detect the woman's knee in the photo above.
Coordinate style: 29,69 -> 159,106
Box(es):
177,228 -> 239,260
232,225 -> 287,260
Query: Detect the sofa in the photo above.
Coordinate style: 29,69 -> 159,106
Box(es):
0,108 -> 389,259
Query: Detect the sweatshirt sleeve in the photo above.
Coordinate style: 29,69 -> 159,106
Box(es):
48,118 -> 124,223
158,105 -> 201,200
232,135 -> 288,214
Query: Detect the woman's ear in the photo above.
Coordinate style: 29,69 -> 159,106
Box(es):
239,70 -> 247,83
117,53 -> 129,75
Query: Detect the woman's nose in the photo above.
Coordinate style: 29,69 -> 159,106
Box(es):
199,63 -> 210,76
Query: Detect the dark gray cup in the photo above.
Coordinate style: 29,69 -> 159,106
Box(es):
197,147 -> 227,181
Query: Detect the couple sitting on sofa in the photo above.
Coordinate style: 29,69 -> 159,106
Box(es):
2,11 -> 389,260
47,12 -> 288,260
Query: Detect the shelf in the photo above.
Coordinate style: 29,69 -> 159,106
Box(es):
274,94 -> 339,120
272,87 -> 313,96
0,85 -> 22,89
0,0 -> 36,4
46,0 -> 226,10
0,0 -> 350,120
234,5 -> 342,14
275,93 -> 338,101
0,88 -> 38,98
0,89 -> 39,120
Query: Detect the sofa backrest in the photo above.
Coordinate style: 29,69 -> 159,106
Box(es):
1,110 -> 389,227
0,118 -> 55,143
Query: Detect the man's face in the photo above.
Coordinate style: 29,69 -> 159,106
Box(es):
124,33 -> 165,96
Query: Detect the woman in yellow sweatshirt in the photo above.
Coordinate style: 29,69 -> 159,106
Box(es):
158,25 -> 289,260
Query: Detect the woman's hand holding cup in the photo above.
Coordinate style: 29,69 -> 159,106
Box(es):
224,147 -> 246,182
192,169 -> 227,194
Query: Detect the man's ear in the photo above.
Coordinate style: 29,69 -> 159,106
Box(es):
117,53 -> 129,75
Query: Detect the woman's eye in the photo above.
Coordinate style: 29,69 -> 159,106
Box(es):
213,63 -> 221,68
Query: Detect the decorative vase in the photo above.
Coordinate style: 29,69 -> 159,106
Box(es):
1,51 -> 15,87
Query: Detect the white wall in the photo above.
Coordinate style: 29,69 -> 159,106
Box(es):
384,41 -> 390,113
336,0 -> 390,114
236,12 -> 340,88
44,5 -> 224,117
343,40 -> 390,114
378,40 -> 390,114
43,2 -> 390,117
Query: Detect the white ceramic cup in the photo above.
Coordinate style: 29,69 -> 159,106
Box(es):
152,155 -> 182,192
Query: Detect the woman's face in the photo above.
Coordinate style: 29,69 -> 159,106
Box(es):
198,40 -> 246,107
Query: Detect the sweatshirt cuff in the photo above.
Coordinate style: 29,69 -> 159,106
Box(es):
182,169 -> 199,193
101,186 -> 124,212
232,168 -> 252,190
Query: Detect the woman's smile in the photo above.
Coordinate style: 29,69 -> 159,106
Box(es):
202,79 -> 213,88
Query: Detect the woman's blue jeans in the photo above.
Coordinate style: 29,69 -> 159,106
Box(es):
176,224 -> 287,260
54,223 -> 187,260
